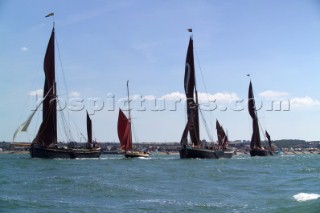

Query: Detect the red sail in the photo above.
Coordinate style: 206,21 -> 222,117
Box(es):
35,27 -> 57,147
184,37 -> 200,146
86,111 -> 92,144
248,81 -> 261,149
117,109 -> 132,151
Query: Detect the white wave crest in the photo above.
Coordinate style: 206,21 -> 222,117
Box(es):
293,193 -> 320,202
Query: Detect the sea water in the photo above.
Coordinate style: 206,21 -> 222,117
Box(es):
1,154 -> 319,212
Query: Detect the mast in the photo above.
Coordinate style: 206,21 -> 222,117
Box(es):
126,80 -> 132,149
127,80 -> 131,122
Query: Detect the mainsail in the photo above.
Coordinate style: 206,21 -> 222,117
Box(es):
33,27 -> 57,147
117,109 -> 132,151
184,37 -> 200,146
248,81 -> 261,149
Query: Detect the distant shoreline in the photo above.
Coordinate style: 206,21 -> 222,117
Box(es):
1,150 -> 319,156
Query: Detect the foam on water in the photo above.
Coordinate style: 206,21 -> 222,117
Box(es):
293,193 -> 320,202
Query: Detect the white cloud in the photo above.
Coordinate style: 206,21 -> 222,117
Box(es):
197,92 -> 240,103
159,91 -> 239,103
118,91 -> 239,104
144,95 -> 157,100
290,96 -> 320,107
21,47 -> 28,51
69,91 -> 80,97
259,90 -> 289,99
160,92 -> 186,101
28,89 -> 43,96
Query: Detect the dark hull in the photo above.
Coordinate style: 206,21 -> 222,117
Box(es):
179,147 -> 225,159
250,149 -> 273,157
30,145 -> 102,159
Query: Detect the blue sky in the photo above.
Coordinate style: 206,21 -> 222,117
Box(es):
1,0 -> 320,143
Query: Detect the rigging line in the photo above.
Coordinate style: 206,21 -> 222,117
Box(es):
55,35 -> 72,137
57,100 -> 74,142
131,117 -> 138,143
57,103 -> 68,141
69,115 -> 82,142
194,47 -> 214,134
199,109 -> 214,143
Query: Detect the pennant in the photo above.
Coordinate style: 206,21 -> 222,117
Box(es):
45,13 -> 54,18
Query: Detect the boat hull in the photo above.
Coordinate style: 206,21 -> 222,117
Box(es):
125,151 -> 149,158
250,149 -> 273,157
30,145 -> 102,159
179,147 -> 225,159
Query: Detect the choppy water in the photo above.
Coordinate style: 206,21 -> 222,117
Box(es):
1,153 -> 319,212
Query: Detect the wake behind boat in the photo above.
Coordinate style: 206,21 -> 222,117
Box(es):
15,15 -> 101,159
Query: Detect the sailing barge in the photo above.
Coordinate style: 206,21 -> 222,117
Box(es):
27,22 -> 101,158
248,81 -> 273,157
117,81 -> 149,158
179,33 -> 229,159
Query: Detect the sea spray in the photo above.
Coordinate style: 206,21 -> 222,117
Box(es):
293,193 -> 320,202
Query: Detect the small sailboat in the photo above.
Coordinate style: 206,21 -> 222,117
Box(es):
248,81 -> 273,157
117,81 -> 149,158
16,16 -> 101,158
179,32 -> 224,159
216,119 -> 233,158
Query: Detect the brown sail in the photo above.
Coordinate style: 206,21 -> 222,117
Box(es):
184,37 -> 200,147
216,119 -> 228,149
86,111 -> 92,144
248,81 -> 261,149
117,109 -> 132,152
34,28 -> 57,147
265,130 -> 273,152
180,120 -> 189,146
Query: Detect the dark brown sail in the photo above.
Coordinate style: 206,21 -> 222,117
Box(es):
180,120 -> 189,146
265,130 -> 272,151
248,81 -> 272,157
248,81 -> 261,149
216,119 -> 228,149
34,27 -> 57,147
86,111 -> 92,144
184,37 -> 200,147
